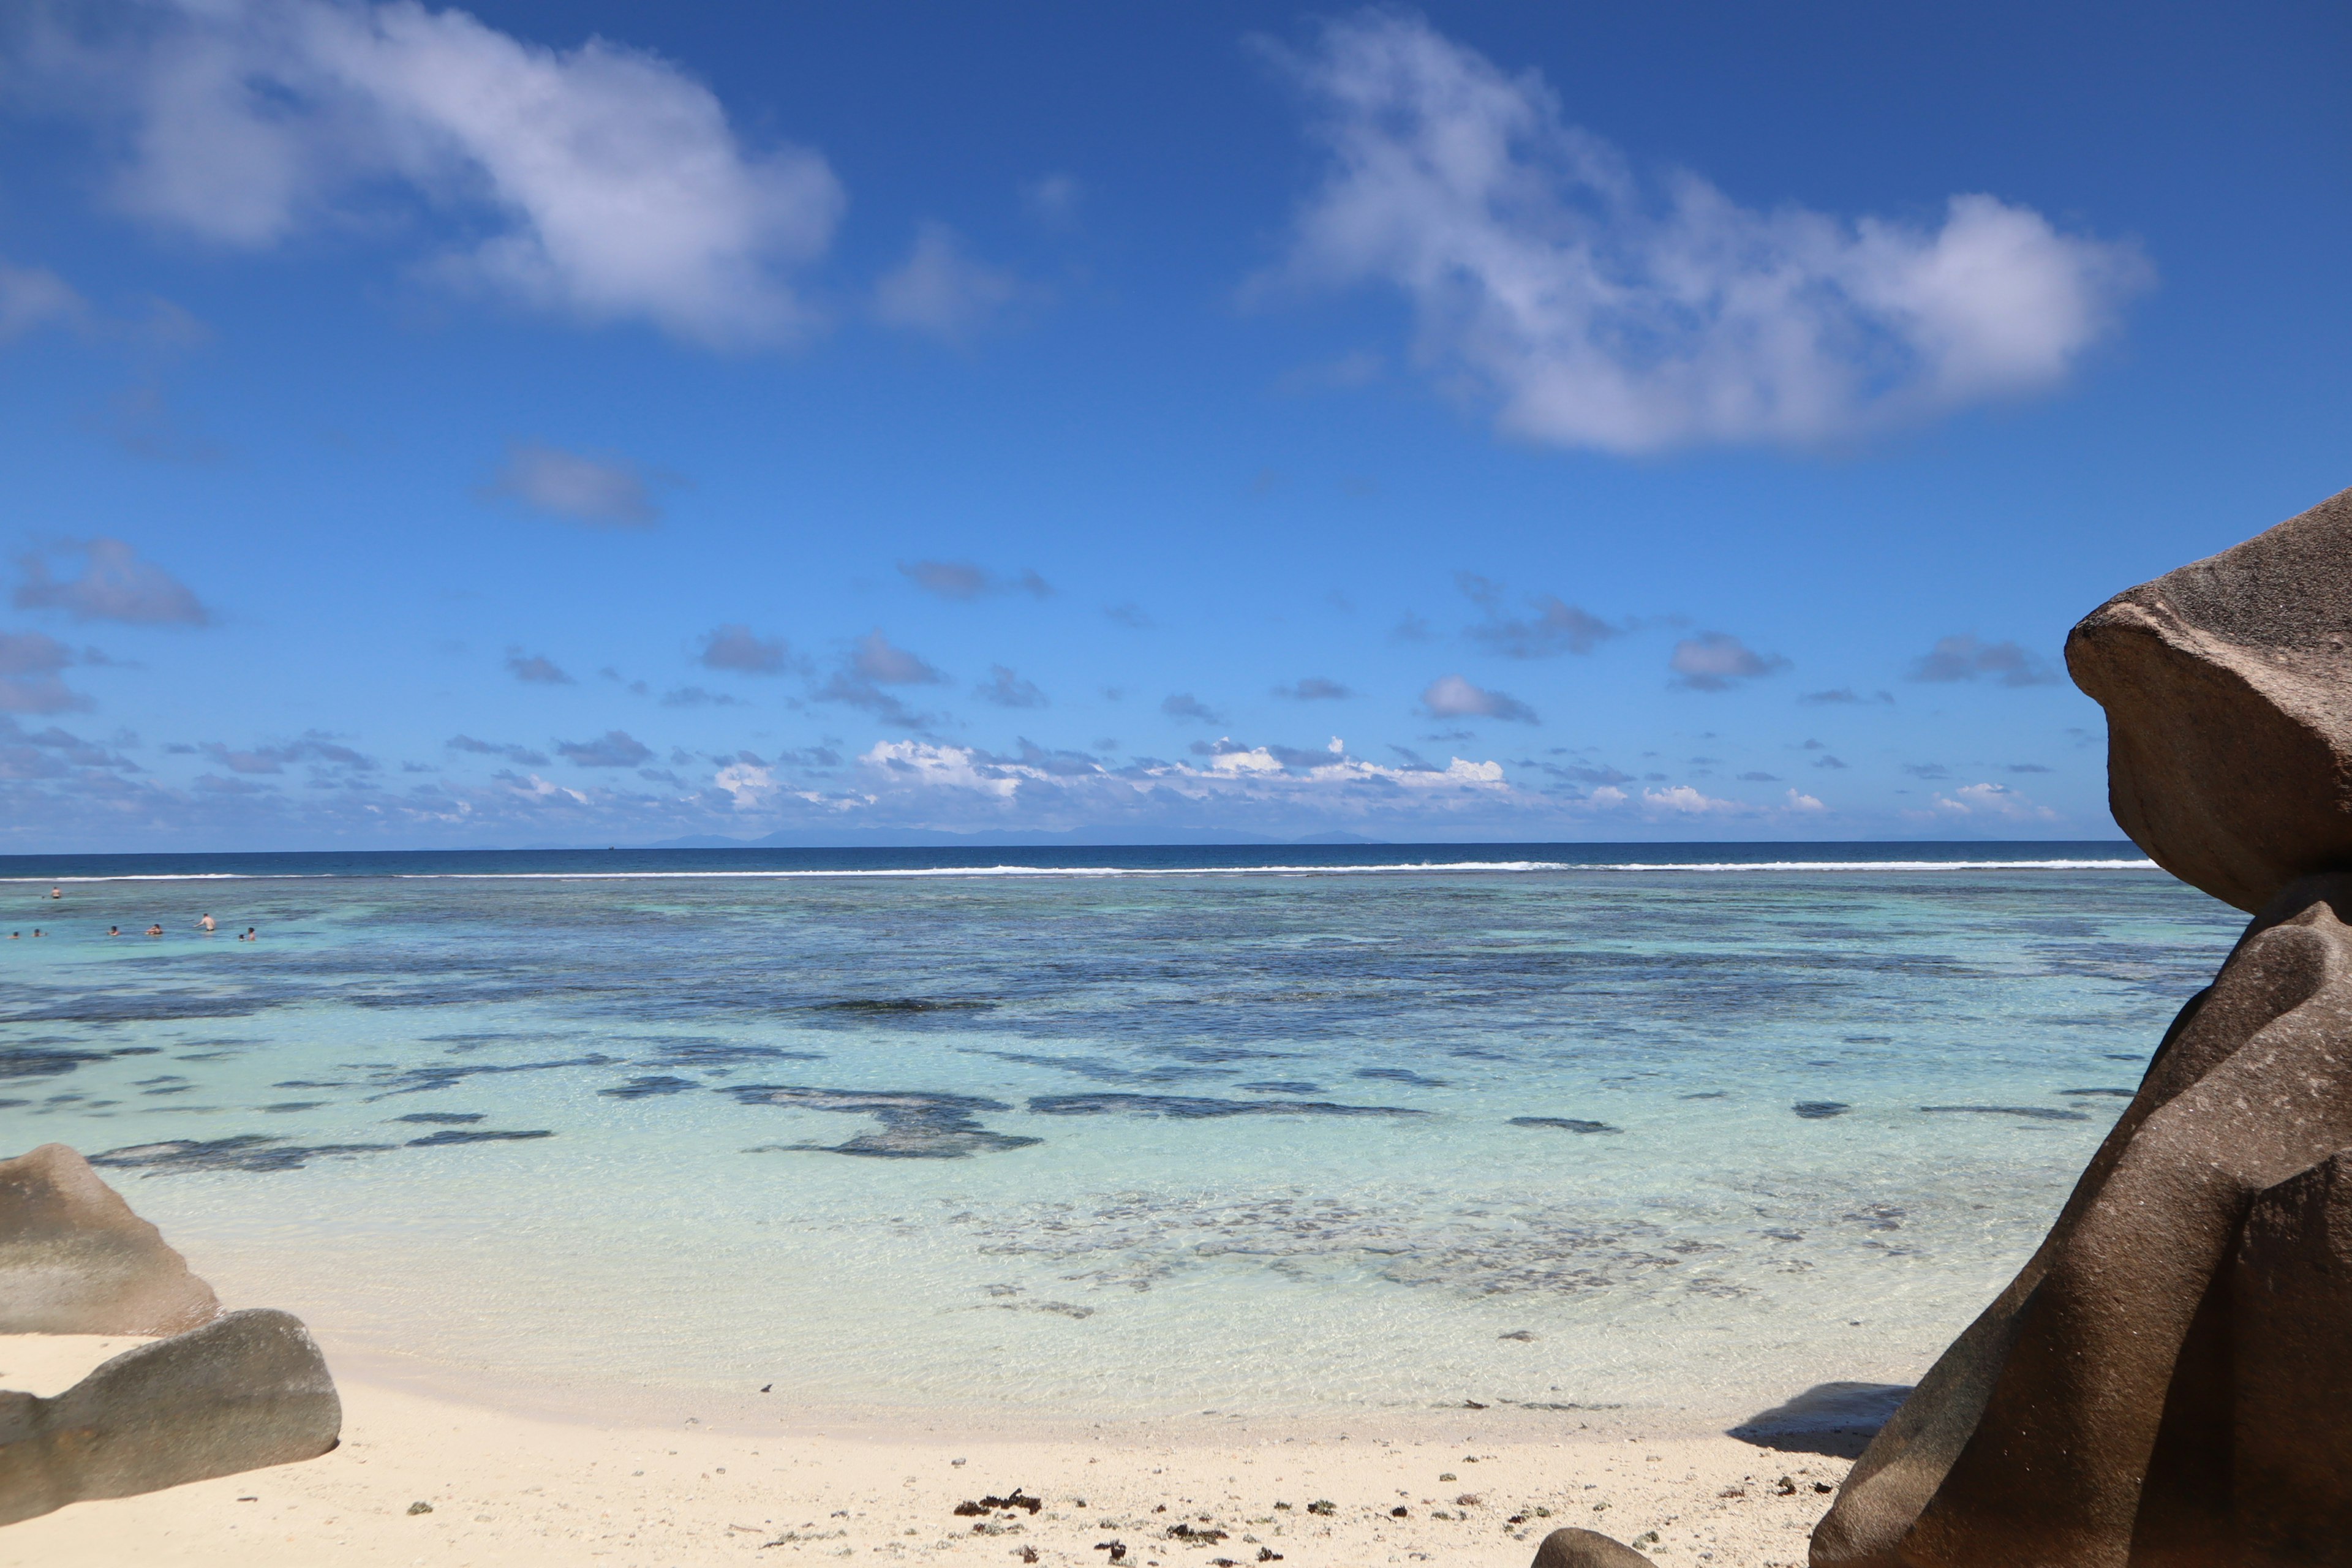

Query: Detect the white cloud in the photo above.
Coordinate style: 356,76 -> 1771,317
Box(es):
1930,781 -> 2058,821
1266,13 -> 2149,451
1422,673 -> 1536,723
488,442 -> 660,527
1668,632 -> 1788,691
54,0 -> 842,347
873,222 -> 1019,338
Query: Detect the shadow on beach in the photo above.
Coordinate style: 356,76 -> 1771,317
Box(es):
1726,1381 -> 1913,1459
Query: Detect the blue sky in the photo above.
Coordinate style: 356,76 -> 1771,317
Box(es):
1,1 -> 2345,850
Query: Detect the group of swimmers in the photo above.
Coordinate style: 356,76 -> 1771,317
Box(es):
10,889 -> 255,941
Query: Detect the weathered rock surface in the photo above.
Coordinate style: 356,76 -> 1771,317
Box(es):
0,1307 -> 341,1525
1812,875 -> 2352,1567
1529,1526 -> 1654,1567
0,1143 -> 219,1335
2067,483 -> 2352,913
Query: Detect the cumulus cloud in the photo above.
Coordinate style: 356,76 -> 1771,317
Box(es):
1457,573 -> 1619,657
1161,693 -> 1224,724
0,630 -> 86,714
14,538 -> 208,625
1669,632 -> 1789,691
873,222 -> 1020,338
0,261 -> 86,341
40,0 -> 843,346
556,729 -> 653,768
505,647 -> 573,684
1265,13 -> 2149,451
698,623 -> 796,674
1907,634 -> 2059,687
488,442 -> 661,527
1421,673 -> 1536,723
447,734 -> 548,766
898,560 -> 1052,600
1274,677 -> 1353,700
977,665 -> 1047,708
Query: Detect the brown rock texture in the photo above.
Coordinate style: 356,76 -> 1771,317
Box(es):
1530,1526 -> 1656,1566
2067,483 -> 2352,913
0,1307 -> 341,1525
1812,875 -> 2352,1567
0,1143 -> 220,1335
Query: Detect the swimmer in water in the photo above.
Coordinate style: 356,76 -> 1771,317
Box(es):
107,925 -> 120,937
31,928 -> 42,938
145,924 -> 164,937
198,913 -> 216,932
48,887 -> 61,900
239,927 -> 257,941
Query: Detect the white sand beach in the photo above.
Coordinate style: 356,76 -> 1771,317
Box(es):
1,1335 -> 1841,1567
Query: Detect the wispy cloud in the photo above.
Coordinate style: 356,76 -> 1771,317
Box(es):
698,624 -> 797,675
1907,634 -> 2059,687
1668,633 -> 1789,691
201,731 -> 375,775
1022,173 -> 1083,227
1264,12 -> 2149,451
0,631 -> 86,714
874,222 -> 1021,338
447,734 -> 549,766
488,442 -> 662,527
14,538 -> 208,625
814,631 -> 948,728
505,648 -> 574,685
1421,674 -> 1536,723
556,731 -> 654,768
0,261 -> 85,341
1105,602 -> 1154,630
899,560 -> 1052,600
1800,687 -> 1894,705
1928,780 -> 2058,822
1273,677 -> 1353,701
977,665 -> 1047,708
39,0 -> 843,345
1457,573 -> 1619,656
1161,693 -> 1225,724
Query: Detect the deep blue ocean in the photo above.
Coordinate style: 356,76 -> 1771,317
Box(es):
0,842 -> 2242,1428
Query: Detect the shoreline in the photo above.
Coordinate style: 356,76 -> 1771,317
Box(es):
1,1336 -> 1844,1567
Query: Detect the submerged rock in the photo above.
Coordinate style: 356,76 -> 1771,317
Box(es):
1508,1117 -> 1621,1134
89,1136 -> 395,1175
0,1143 -> 219,1335
728,1085 -> 1042,1158
2066,483 -> 2352,912
0,1307 -> 341,1526
1027,1093 -> 1425,1120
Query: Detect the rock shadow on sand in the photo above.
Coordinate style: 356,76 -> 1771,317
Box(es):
1727,1381 -> 1913,1459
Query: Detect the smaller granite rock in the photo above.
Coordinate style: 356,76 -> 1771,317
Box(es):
1531,1526 -> 1653,1566
0,1143 -> 219,1335
0,1307 -> 341,1525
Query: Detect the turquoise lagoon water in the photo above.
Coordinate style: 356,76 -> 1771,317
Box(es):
0,844 -> 2244,1430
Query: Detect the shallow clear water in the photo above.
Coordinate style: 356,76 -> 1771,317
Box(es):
0,847 -> 2242,1427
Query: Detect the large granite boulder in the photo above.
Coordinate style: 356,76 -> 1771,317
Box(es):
1812,875 -> 2352,1567
0,1143 -> 219,1335
1530,1526 -> 1655,1566
0,1307 -> 341,1525
2067,484 -> 2352,913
